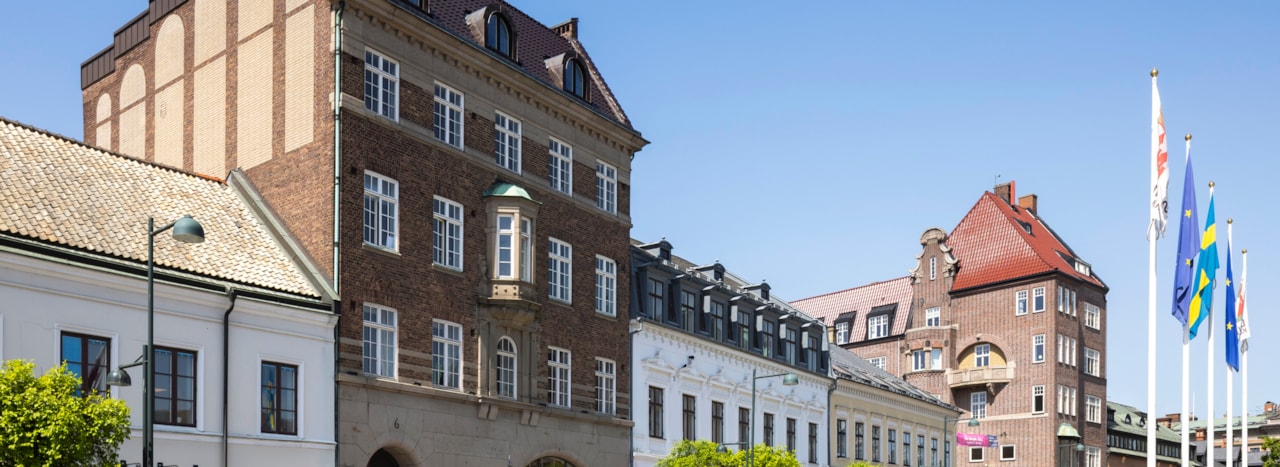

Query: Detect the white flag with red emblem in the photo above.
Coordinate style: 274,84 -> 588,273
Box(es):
1150,72 -> 1170,238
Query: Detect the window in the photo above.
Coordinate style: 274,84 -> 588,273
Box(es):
867,314 -> 889,339
918,435 -> 925,467
869,356 -> 886,370
931,438 -> 939,467
1058,286 -> 1065,312
1016,290 -> 1028,315
1033,334 -> 1046,363
810,423 -> 819,464
683,394 -> 697,440
261,362 -> 298,435
929,256 -> 937,280
1070,289 -> 1077,316
712,401 -> 724,444
595,256 -> 617,316
1085,303 -> 1101,329
837,419 -> 849,458
1085,446 -> 1101,467
485,13 -> 512,57
548,138 -> 572,195
1033,287 -> 1045,312
1086,395 -> 1102,423
931,348 -> 942,370
596,358 -> 616,414
974,344 -> 990,367
1000,445 -> 1015,461
433,83 -> 464,148
648,386 -> 664,438
549,347 -> 571,407
362,304 -> 397,377
764,413 -> 775,447
971,391 -> 987,419
872,425 -> 881,462
784,328 -> 798,364
494,112 -> 522,173
737,310 -> 752,348
548,239 -> 572,302
1033,385 -> 1045,414
1058,335 -> 1077,366
682,290 -> 698,331
710,301 -> 725,339
60,332 -> 110,396
835,321 -> 850,343
433,197 -> 463,270
786,417 -> 796,452
903,430 -> 911,466
926,307 -> 941,327
595,161 -> 617,214
564,59 -> 585,98
806,334 -> 820,370
855,422 -> 866,460
739,408 -> 750,447
888,429 -> 897,464
946,441 -> 952,467
432,320 -> 462,390
649,278 -> 668,321
153,347 -> 197,426
761,320 -> 776,357
969,446 -> 984,462
364,50 -> 398,120
1085,348 -> 1100,376
363,172 -> 398,250
496,337 -> 517,399
913,349 -> 928,371
495,215 -> 534,281
1058,385 -> 1078,416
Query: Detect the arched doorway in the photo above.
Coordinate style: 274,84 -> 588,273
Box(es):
367,448 -> 400,467
526,456 -> 576,467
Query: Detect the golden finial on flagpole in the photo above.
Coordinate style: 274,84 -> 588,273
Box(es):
1151,68 -> 1159,77
1243,249 -> 1247,254
1228,218 -> 1233,225
1209,181 -> 1215,189
1186,134 -> 1192,142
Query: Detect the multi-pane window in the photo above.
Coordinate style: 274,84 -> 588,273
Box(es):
931,438 -> 939,467
1085,348 -> 1101,376
1086,395 -> 1103,423
867,314 -> 889,339
363,172 -> 398,250
485,14 -> 511,57
905,430 -> 913,466
432,320 -> 462,390
784,328 -> 798,364
548,239 -> 572,302
837,419 -> 849,458
362,304 -> 397,377
548,347 -> 571,407
496,214 -> 533,281
496,337 -> 517,399
1057,385 -> 1078,416
945,441 -> 952,467
835,321 -> 850,343
433,83 -> 464,148
929,256 -> 937,280
1085,446 -> 1102,467
969,447 -> 984,462
974,344 -> 990,367
931,348 -> 942,370
153,347 -> 197,426
596,358 -> 616,414
433,197 -> 463,270
786,418 -> 797,452
595,161 -> 617,214
739,408 -> 750,447
763,413 -> 775,447
261,362 -> 298,435
888,429 -> 897,464
855,422 -> 866,460
1001,445 -> 1016,461
971,391 -> 988,419
682,291 -> 698,332
494,112 -> 522,173
1033,287 -> 1046,312
548,138 -> 572,195
595,256 -> 616,316
872,425 -> 881,462
710,301 -> 725,339
712,401 -> 724,444
60,332 -> 110,396
1016,290 -> 1028,315
650,278 -> 669,322
1058,335 -> 1077,366
564,59 -> 585,98
918,434 -> 925,467
737,310 -> 751,348
926,307 -> 941,327
682,395 -> 697,440
1033,334 -> 1046,363
869,356 -> 886,370
810,423 -> 819,464
364,50 -> 397,120
761,320 -> 776,357
1033,385 -> 1046,414
913,349 -> 928,371
649,386 -> 664,438
1085,303 -> 1101,329
806,335 -> 820,370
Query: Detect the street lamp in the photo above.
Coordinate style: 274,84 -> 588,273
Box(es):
747,369 -> 799,467
939,414 -> 979,467
1056,422 -> 1084,467
106,215 -> 205,467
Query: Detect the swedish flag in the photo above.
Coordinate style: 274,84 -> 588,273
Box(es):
1187,191 -> 1219,339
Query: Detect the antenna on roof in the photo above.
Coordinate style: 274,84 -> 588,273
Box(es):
994,174 -> 1001,187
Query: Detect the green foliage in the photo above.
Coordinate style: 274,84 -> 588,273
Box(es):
0,360 -> 131,466
1262,435 -> 1280,467
656,439 -> 801,467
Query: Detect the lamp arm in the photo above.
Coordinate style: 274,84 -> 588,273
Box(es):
150,219 -> 178,237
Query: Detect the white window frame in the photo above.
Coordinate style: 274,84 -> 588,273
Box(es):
1032,385 -> 1045,414
1033,334 -> 1045,363
1033,287 -> 1046,312
1070,289 -> 1077,316
1085,348 -> 1100,376
596,358 -> 616,415
1000,445 -> 1015,461
868,356 -> 886,370
363,171 -> 398,251
595,255 -> 617,316
929,256 -> 937,280
596,160 -> 617,214
432,196 -> 463,270
974,344 -> 990,367
433,82 -> 464,149
1086,395 -> 1102,423
835,322 -> 849,344
969,446 -> 984,462
548,347 -> 571,408
494,111 -> 522,173
1058,286 -> 1065,312
362,304 -> 397,378
1085,446 -> 1101,467
548,138 -> 573,196
496,336 -> 517,399
912,349 -> 928,371
1016,290 -> 1028,316
1085,303 -> 1101,329
867,314 -> 889,339
1058,385 -> 1065,414
494,214 -> 533,281
548,238 -> 572,303
432,319 -> 462,390
519,217 -> 532,281
926,307 -> 941,327
971,391 -> 987,419
931,348 -> 942,370
364,49 -> 398,120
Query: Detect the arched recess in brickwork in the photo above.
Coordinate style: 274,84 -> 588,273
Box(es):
119,64 -> 146,107
95,94 -> 112,123
155,16 -> 185,86
94,94 -> 113,150
118,64 -> 147,158
955,340 -> 1009,369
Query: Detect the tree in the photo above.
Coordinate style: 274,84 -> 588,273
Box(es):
657,439 -> 801,467
0,360 -> 131,466
1262,435 -> 1280,467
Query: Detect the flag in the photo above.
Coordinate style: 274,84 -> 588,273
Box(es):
1171,148 -> 1199,326
1150,73 -> 1170,238
1237,252 -> 1250,348
1188,192 -> 1219,339
1226,234 -> 1239,370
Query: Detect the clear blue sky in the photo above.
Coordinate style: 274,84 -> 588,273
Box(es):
2,1 -> 1276,419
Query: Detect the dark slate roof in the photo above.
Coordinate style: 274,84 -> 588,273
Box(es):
830,345 -> 958,412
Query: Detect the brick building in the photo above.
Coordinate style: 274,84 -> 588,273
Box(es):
794,182 -> 1109,467
81,1 -> 647,465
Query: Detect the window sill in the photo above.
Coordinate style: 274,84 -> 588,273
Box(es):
362,242 -> 401,258
594,311 -> 618,321
431,263 -> 464,277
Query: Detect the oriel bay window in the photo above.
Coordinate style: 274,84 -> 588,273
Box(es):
484,183 -> 539,288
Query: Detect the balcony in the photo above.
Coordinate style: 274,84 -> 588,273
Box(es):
946,362 -> 1015,390
478,279 -> 540,327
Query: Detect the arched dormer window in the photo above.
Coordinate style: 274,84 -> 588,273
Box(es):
564,59 -> 585,98
486,13 -> 513,58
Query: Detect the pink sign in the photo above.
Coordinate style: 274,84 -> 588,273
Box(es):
955,433 -> 988,447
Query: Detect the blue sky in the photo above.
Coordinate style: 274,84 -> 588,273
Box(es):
2,1 -> 1277,420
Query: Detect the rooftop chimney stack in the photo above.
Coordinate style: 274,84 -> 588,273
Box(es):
1018,194 -> 1038,214
994,180 -> 1016,205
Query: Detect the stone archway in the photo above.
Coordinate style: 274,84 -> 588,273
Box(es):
526,456 -> 577,467
367,448 -> 401,467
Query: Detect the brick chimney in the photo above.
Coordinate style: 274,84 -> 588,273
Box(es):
994,180 -> 1016,205
1018,194 -> 1038,214
552,18 -> 579,39
1267,401 -> 1277,414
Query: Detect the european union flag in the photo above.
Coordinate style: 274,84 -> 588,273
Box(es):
1171,154 -> 1199,327
1188,192 -> 1219,339
1225,234 -> 1239,371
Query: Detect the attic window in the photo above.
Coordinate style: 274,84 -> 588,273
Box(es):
1017,219 -> 1032,234
1124,414 -> 1131,424
564,59 -> 585,98
1074,260 -> 1091,276
486,13 -> 513,58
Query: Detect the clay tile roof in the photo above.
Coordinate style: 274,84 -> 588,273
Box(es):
792,276 -> 913,339
948,192 -> 1103,291
0,118 -> 320,297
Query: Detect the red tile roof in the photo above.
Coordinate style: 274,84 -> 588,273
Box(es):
791,276 -> 913,338
948,192 -> 1103,291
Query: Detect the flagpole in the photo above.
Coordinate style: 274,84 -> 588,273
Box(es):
1206,182 -> 1216,467
1226,220 -> 1234,467
1146,67 -> 1162,467
1179,133 -> 1192,467
1240,249 -> 1249,459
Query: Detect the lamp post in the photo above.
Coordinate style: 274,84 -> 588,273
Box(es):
1056,422 -> 1083,467
939,415 -> 979,467
107,215 -> 205,467
748,369 -> 799,467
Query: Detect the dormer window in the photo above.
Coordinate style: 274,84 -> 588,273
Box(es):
486,13 -> 513,58
564,59 -> 585,98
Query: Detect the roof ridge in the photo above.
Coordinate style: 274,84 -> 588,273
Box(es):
794,275 -> 910,303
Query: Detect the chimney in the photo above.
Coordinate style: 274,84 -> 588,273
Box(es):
552,18 -> 579,39
993,180 -> 1015,205
1267,401 -> 1277,414
1018,194 -> 1038,214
